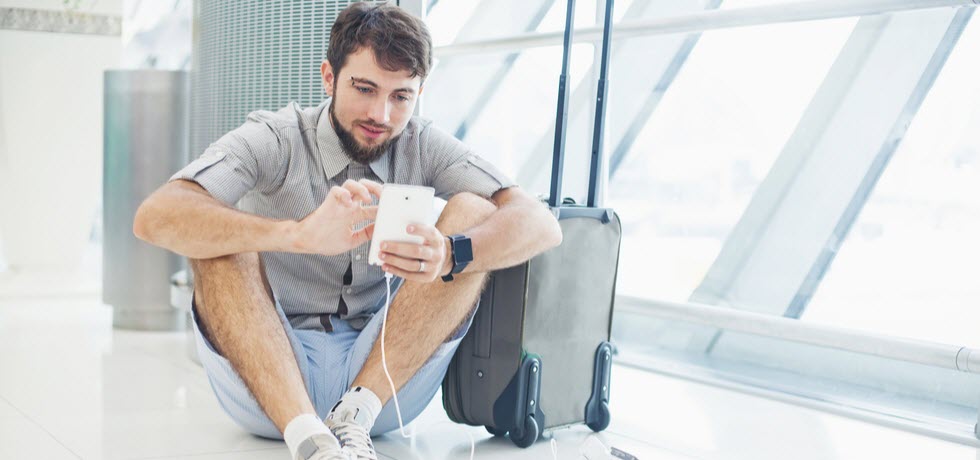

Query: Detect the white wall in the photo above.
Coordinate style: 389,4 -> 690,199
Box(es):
0,0 -> 121,271
1,0 -> 121,16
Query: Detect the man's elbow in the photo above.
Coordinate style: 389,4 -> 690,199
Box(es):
133,188 -> 172,244
542,210 -> 563,250
133,181 -> 188,243
132,199 -> 155,243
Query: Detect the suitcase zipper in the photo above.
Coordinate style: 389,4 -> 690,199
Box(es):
443,354 -> 471,424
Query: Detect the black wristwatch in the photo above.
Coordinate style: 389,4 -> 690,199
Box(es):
442,234 -> 473,282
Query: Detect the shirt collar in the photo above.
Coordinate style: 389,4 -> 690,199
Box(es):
315,100 -> 350,181
368,145 -> 392,183
315,98 -> 392,183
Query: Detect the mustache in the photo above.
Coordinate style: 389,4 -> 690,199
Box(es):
357,121 -> 392,131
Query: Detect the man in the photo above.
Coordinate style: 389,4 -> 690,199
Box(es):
133,3 -> 561,460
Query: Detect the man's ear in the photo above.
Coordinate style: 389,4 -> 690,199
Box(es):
418,84 -> 424,97
321,61 -> 336,97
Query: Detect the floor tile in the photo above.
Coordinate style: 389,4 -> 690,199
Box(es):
0,415 -> 80,460
369,384 -> 686,460
0,397 -> 22,419
4,287 -> 980,460
171,450 -> 288,460
34,408 -> 282,460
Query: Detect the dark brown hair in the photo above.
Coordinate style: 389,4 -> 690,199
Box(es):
327,2 -> 433,82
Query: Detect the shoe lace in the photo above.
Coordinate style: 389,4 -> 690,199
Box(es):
329,421 -> 378,460
304,433 -> 353,460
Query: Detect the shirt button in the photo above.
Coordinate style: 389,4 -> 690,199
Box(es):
355,254 -> 361,261
346,288 -> 352,294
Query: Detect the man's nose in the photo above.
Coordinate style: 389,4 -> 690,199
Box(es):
367,96 -> 391,125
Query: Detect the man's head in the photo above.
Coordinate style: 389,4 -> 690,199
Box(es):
321,2 -> 433,164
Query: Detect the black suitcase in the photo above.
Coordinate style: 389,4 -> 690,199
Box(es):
442,0 -> 621,447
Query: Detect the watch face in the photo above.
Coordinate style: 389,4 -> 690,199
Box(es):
454,237 -> 473,264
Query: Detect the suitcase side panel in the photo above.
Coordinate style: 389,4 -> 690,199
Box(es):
442,264 -> 528,427
525,211 -> 622,429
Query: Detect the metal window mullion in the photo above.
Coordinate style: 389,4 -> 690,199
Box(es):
515,0 -> 703,199
434,0 -> 977,57
618,296 -> 980,374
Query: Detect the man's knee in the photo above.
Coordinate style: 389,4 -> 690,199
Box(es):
189,252 -> 266,310
436,192 -> 497,235
190,252 -> 262,279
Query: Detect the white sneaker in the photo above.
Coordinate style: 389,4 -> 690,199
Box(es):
324,419 -> 379,460
295,433 -> 354,460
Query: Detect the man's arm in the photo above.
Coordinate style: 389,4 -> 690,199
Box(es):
133,179 -> 380,259
349,186 -> 562,282
451,186 -> 562,275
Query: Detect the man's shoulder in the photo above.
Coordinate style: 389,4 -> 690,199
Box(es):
405,115 -> 434,138
244,101 -> 324,135
407,115 -> 464,147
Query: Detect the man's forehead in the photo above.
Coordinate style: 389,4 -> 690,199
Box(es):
341,48 -> 421,91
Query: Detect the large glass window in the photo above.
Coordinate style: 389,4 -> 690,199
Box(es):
606,18 -> 855,302
423,0 -> 980,443
803,20 -> 980,349
424,0 -> 602,185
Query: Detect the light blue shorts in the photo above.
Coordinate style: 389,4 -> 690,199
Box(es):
190,283 -> 476,439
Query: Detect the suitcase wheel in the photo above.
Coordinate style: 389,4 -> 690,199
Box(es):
586,400 -> 611,432
486,425 -> 507,437
510,414 -> 539,448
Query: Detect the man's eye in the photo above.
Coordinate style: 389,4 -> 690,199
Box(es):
356,86 -> 372,94
395,94 -> 411,102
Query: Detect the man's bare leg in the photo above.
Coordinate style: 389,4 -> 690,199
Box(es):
350,192 -> 497,404
191,253 -> 315,432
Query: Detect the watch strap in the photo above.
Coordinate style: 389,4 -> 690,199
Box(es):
442,234 -> 472,282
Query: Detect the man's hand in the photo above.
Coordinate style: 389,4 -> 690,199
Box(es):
377,223 -> 450,283
287,179 -> 383,255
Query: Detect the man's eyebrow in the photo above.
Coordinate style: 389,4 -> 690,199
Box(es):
350,76 -> 416,94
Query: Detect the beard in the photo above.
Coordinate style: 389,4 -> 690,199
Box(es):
329,99 -> 399,165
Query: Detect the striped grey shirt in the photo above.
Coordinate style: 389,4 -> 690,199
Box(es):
170,99 -> 515,332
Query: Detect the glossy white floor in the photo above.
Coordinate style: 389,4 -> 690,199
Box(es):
2,273 -> 979,459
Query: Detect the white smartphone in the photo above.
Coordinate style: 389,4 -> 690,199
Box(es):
368,184 -> 436,266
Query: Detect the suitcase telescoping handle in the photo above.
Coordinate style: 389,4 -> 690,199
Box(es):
548,0 -> 616,209
547,0 -> 575,208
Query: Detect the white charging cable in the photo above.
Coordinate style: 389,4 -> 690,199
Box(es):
381,272 -> 478,459
380,272 -> 561,460
380,272 -> 410,438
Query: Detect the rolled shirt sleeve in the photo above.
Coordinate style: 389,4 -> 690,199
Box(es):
169,111 -> 288,206
421,124 -> 516,200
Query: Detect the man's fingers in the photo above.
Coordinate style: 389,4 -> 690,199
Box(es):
329,185 -> 353,205
381,264 -> 421,282
351,223 -> 375,247
406,223 -> 443,245
358,179 -> 384,199
342,179 -> 373,204
381,241 -> 431,261
378,251 -> 422,273
359,205 -> 379,222
363,222 -> 375,242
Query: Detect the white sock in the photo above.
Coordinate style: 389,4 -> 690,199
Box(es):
326,386 -> 383,432
284,413 -> 337,460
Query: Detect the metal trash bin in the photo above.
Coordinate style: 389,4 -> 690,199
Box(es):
170,269 -> 200,364
103,69 -> 189,331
